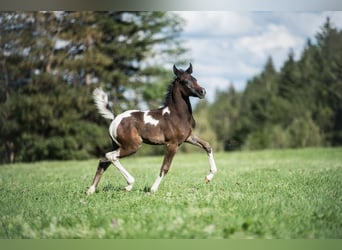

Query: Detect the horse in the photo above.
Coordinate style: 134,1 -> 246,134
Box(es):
87,63 -> 217,195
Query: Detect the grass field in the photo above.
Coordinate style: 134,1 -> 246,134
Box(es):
0,147 -> 341,238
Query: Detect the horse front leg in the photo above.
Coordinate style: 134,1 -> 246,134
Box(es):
150,143 -> 178,193
186,135 -> 217,183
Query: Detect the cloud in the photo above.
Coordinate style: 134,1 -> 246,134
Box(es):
270,12 -> 342,39
177,11 -> 255,37
236,25 -> 300,56
184,38 -> 260,74
233,24 -> 304,68
183,24 -> 302,95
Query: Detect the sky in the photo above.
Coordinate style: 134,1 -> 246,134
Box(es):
174,11 -> 342,102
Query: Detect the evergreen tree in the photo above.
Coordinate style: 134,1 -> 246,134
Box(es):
315,17 -> 342,145
238,57 -> 279,144
209,85 -> 242,150
278,50 -> 301,100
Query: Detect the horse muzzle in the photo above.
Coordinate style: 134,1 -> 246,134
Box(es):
196,88 -> 206,99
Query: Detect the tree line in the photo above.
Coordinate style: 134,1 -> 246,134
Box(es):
205,18 -> 342,151
0,11 -> 186,163
1,13 -> 341,164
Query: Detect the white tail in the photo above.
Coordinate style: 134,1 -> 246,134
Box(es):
93,88 -> 115,120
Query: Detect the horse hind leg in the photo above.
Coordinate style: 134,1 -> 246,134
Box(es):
105,146 -> 139,192
87,144 -> 138,194
150,143 -> 178,193
87,159 -> 111,195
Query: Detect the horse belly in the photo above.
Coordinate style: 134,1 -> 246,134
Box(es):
141,128 -> 165,145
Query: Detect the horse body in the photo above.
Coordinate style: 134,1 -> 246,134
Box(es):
87,64 -> 217,195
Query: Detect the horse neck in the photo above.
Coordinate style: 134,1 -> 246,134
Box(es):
168,83 -> 193,118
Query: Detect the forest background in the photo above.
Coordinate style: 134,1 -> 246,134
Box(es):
0,11 -> 341,163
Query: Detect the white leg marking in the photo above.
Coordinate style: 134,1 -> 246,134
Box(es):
206,151 -> 217,182
150,173 -> 164,193
143,111 -> 159,126
106,150 -> 135,191
113,160 -> 135,191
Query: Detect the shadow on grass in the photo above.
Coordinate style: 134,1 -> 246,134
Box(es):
100,184 -> 151,193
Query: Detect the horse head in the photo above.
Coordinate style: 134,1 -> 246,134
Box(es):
173,63 -> 206,99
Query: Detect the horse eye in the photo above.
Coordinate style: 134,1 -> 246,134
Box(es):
181,80 -> 192,86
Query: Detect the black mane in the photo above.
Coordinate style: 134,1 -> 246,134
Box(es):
163,78 -> 178,106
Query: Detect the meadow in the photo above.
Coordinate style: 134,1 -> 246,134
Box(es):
0,147 -> 341,239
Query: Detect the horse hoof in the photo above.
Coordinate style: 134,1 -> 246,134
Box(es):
87,186 -> 96,195
205,177 -> 210,183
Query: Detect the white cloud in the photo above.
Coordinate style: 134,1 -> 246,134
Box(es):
326,11 -> 342,26
233,24 -> 304,68
177,11 -> 255,37
270,12 -> 342,39
236,25 -> 301,56
184,38 -> 259,75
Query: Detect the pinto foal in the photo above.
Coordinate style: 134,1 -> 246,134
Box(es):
87,64 -> 217,194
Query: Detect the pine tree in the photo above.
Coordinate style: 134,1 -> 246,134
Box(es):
209,85 -> 242,150
239,57 -> 279,134
315,17 -> 342,145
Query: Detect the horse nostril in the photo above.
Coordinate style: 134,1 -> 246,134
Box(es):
200,88 -> 206,96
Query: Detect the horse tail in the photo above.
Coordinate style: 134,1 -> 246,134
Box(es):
93,88 -> 115,120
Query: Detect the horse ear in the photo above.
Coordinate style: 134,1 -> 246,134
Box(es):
173,64 -> 181,77
186,63 -> 193,74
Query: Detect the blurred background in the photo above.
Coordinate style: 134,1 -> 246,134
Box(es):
1,11 -> 341,163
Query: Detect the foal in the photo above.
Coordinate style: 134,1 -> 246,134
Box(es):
87,64 -> 217,194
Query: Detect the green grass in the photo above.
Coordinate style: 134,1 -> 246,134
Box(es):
0,147 -> 341,238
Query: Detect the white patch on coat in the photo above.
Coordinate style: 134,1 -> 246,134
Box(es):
109,110 -> 138,145
162,106 -> 170,115
143,111 -> 159,126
